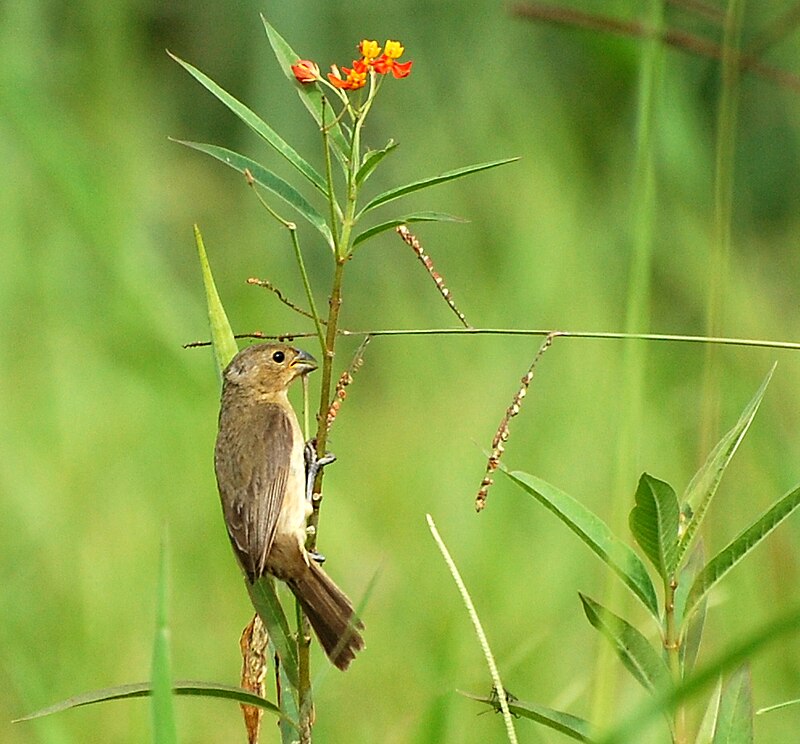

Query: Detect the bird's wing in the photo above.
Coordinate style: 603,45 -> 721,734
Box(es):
215,401 -> 294,580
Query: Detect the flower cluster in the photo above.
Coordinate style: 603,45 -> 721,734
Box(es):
291,39 -> 412,92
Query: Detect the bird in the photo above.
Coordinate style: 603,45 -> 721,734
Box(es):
214,342 -> 364,670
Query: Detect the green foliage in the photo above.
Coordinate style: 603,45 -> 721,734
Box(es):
495,371 -> 800,742
629,473 -> 680,580
6,2 -> 800,743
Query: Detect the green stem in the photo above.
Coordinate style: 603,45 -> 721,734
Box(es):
321,100 -> 342,260
664,577 -> 686,744
699,0 -> 744,456
289,227 -> 326,351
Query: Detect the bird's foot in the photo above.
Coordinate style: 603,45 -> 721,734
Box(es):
304,439 -> 336,502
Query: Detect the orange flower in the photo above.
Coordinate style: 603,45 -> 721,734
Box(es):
372,39 -> 412,78
291,59 -> 320,84
328,59 -> 368,90
358,39 -> 381,63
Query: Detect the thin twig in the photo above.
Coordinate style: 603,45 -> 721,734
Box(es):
476,333 -> 556,512
247,277 -> 324,323
511,2 -> 800,94
396,225 -> 472,328
184,327 -> 800,352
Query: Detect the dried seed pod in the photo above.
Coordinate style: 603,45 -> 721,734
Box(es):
475,333 -> 557,512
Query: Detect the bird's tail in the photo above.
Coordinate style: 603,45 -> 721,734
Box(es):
289,561 -> 365,670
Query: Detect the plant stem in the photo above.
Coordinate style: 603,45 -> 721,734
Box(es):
664,577 -> 687,744
289,227 -> 326,352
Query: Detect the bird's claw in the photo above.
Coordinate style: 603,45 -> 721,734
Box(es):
309,550 -> 326,565
304,439 -> 336,502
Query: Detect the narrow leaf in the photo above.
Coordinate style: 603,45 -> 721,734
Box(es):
355,140 -> 398,187
357,157 -> 519,216
580,594 -> 670,694
352,212 -> 466,249
598,605 -> 800,744
179,141 -> 334,249
461,691 -> 595,742
713,666 -> 753,744
260,16 -> 348,159
696,680 -> 723,744
677,365 -> 775,567
675,542 -> 707,675
506,470 -> 659,619
195,225 -> 238,376
629,473 -> 680,579
247,578 -> 299,691
684,481 -> 800,623
14,681 -> 281,722
151,537 -> 177,744
168,52 -> 327,194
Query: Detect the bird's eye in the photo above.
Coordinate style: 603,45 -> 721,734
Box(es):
272,350 -> 285,363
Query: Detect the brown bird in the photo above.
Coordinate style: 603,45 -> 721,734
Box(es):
214,342 -> 364,670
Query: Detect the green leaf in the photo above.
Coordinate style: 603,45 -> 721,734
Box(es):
629,473 -> 680,579
597,605 -> 800,744
168,52 -> 327,195
696,680 -> 723,744
713,666 -> 753,744
675,542 -> 707,675
683,481 -> 800,624
352,212 -> 466,249
247,577 -> 299,692
461,691 -> 595,742
14,681 -> 281,722
677,365 -> 775,567
194,225 -> 238,376
506,470 -> 659,619
180,142 -> 334,249
357,157 -> 519,216
151,536 -> 177,744
260,16 -> 348,160
355,140 -> 398,187
579,594 -> 670,694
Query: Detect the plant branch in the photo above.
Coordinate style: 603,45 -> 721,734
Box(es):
185,327 -> 800,352
511,2 -> 800,95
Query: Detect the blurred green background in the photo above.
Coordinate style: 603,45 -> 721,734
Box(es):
3,1 -> 800,741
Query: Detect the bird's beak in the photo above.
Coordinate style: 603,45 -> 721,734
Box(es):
290,348 -> 318,375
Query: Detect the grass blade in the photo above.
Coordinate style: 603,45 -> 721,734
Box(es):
247,578 -> 299,692
179,141 -> 334,249
629,473 -> 680,580
194,225 -> 238,376
427,514 -> 519,744
357,157 -> 519,216
14,681 -> 281,722
580,594 -> 670,694
461,691 -> 595,742
506,470 -> 659,619
684,481 -> 800,623
352,212 -> 466,249
169,53 -> 327,194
